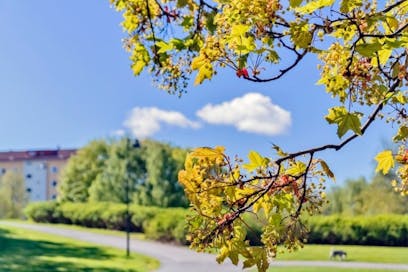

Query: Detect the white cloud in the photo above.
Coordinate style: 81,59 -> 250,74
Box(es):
196,93 -> 291,136
124,107 -> 200,139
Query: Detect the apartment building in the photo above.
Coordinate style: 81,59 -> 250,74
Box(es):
0,149 -> 76,201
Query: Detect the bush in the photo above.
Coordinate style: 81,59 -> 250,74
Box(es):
306,215 -> 408,246
24,201 -> 188,244
25,202 -> 408,246
130,205 -> 160,232
143,208 -> 188,244
24,201 -> 60,223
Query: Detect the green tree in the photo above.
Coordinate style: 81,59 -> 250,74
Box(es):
325,174 -> 408,215
0,172 -> 28,218
324,177 -> 368,215
134,140 -> 188,207
59,138 -> 188,207
111,0 -> 408,270
59,140 -> 110,202
88,138 -> 145,203
343,177 -> 368,216
361,174 -> 408,214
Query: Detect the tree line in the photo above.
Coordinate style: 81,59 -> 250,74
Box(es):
59,138 -> 189,207
0,138 -> 189,219
324,174 -> 408,215
0,172 -> 27,218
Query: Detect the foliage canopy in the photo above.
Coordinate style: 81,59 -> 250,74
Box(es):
324,174 -> 408,215
110,0 -> 408,270
0,172 -> 28,219
59,138 -> 188,207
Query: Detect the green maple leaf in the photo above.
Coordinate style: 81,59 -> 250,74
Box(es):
285,161 -> 306,176
393,126 -> 408,142
242,150 -> 269,171
325,107 -> 362,138
290,0 -> 303,8
295,0 -> 335,14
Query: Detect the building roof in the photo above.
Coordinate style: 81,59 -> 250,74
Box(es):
0,149 -> 77,162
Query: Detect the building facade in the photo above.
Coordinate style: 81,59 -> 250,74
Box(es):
0,149 -> 76,201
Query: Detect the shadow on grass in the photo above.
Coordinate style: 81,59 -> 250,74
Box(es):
0,228 -> 128,272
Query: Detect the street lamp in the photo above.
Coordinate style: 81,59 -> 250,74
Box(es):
125,138 -> 140,257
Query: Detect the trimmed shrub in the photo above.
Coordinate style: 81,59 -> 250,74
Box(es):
25,202 -> 408,246
24,201 -> 60,223
130,205 -> 160,232
143,208 -> 188,244
24,201 -> 188,244
306,215 -> 408,246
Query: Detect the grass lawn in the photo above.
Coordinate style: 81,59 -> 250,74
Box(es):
0,224 -> 159,272
276,244 -> 408,264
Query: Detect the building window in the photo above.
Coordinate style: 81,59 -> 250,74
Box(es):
52,194 -> 57,200
52,180 -> 57,187
26,174 -> 32,179
51,166 -> 58,173
26,188 -> 32,193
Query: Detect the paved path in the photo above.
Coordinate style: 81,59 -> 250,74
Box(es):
2,222 -> 408,271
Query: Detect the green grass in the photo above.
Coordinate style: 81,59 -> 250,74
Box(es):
0,224 -> 159,272
4,219 -> 146,239
268,267 -> 407,272
276,244 -> 408,264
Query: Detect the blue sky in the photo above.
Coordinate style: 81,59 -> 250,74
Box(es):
0,1 -> 395,184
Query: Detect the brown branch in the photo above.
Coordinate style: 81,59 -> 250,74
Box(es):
293,153 -> 314,218
200,0 -> 218,12
380,0 -> 408,14
144,0 -> 161,66
248,49 -> 308,82
276,79 -> 401,164
362,23 -> 408,38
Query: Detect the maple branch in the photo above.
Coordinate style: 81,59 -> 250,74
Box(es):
200,0 -> 218,12
276,79 -> 401,164
362,22 -> 408,38
248,49 -> 308,82
144,0 -> 161,66
380,0 -> 408,14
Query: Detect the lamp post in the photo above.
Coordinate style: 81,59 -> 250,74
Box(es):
125,138 -> 140,257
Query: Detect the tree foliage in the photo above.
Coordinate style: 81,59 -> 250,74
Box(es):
59,140 -> 110,202
88,138 -> 145,203
134,139 -> 189,207
59,138 -> 188,207
110,0 -> 408,270
0,172 -> 28,218
324,174 -> 408,215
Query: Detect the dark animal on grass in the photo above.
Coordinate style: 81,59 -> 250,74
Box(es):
329,249 -> 347,261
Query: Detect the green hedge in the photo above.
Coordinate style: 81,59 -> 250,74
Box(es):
24,202 -> 408,246
24,202 -> 189,244
24,201 -> 61,223
241,214 -> 408,247
306,215 -> 408,246
143,208 -> 187,244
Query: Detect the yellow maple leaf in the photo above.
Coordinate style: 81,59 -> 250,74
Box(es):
375,150 -> 394,174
